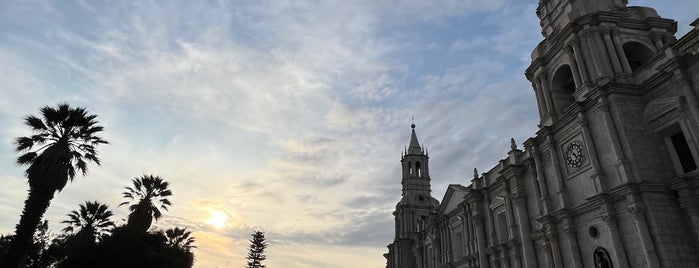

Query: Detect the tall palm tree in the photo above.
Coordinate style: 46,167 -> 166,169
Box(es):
61,201 -> 115,243
2,103 -> 107,268
165,227 -> 196,252
119,175 -> 173,232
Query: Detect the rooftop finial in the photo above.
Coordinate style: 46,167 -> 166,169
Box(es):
510,138 -> 517,150
473,168 -> 478,179
411,115 -> 415,129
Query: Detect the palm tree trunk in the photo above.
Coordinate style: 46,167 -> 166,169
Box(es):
1,186 -> 55,268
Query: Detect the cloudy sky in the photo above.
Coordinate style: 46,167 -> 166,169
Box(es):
0,1 -> 695,267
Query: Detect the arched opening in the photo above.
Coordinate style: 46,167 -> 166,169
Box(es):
551,65 -> 576,112
416,162 -> 422,177
623,42 -> 655,71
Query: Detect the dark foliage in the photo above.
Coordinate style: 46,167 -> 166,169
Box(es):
246,231 -> 267,268
119,175 -> 173,232
0,220 -> 64,268
3,104 -> 107,268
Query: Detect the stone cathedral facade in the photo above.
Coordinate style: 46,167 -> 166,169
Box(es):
385,0 -> 699,268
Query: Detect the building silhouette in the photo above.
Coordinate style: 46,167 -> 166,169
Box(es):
385,0 -> 699,267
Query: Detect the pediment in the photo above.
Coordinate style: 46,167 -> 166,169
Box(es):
437,185 -> 467,215
643,96 -> 685,130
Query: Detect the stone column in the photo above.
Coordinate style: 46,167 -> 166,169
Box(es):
598,96 -> 633,183
602,29 -> 623,74
530,144 -> 551,215
545,226 -> 564,268
671,178 -> 699,245
560,217 -> 583,268
675,70 -> 699,131
601,204 -> 630,268
583,31 -> 605,78
627,204 -> 661,268
577,112 -> 607,193
499,247 -> 510,268
650,33 -> 664,50
510,246 -> 522,268
537,71 -> 556,115
542,241 -> 555,268
474,212 -> 491,268
612,31 -> 633,73
564,46 -> 582,87
570,37 -> 590,84
591,29 -> 614,76
545,135 -> 569,209
532,82 -> 547,119
513,196 -> 538,268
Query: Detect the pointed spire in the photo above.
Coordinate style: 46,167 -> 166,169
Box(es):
408,122 -> 422,154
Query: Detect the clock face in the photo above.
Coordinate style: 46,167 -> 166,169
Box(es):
565,142 -> 584,168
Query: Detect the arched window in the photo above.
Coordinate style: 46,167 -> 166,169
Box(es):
551,65 -> 576,112
623,42 -> 655,71
416,162 -> 422,177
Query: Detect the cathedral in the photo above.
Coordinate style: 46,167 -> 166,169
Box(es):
385,0 -> 699,267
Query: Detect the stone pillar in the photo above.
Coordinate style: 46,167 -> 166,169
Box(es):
583,31 -> 605,78
532,82 -> 547,119
627,204 -> 661,268
499,247 -> 510,268
474,213 -> 491,268
675,70 -> 699,131
600,204 -> 630,268
545,226 -> 564,268
577,112 -> 607,193
510,246 -> 522,268
570,37 -> 590,84
560,217 -> 583,268
601,29 -> 623,74
545,135 -> 569,209
598,96 -> 633,183
612,31 -> 633,73
564,46 -> 582,88
513,196 -> 537,268
537,72 -> 556,116
671,177 -> 699,246
542,241 -> 555,268
530,144 -> 551,214
650,33 -> 664,50
591,29 -> 614,76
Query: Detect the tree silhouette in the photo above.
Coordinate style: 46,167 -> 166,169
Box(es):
2,104 -> 107,268
165,227 -> 196,252
246,231 -> 267,268
119,175 -> 173,232
61,201 -> 115,244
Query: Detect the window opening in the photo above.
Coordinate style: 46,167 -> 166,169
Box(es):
416,162 -> 422,177
551,65 -> 576,112
671,131 -> 697,173
623,42 -> 655,71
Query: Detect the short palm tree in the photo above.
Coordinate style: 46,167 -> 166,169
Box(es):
61,201 -> 115,243
2,103 -> 107,268
119,175 -> 173,232
165,227 -> 196,252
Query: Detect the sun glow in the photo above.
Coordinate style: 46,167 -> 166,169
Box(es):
207,210 -> 228,228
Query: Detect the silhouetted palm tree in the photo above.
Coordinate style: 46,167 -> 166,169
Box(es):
119,175 -> 173,232
165,227 -> 196,252
2,104 -> 107,268
61,201 -> 115,243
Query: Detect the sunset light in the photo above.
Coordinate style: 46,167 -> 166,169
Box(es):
207,210 -> 228,229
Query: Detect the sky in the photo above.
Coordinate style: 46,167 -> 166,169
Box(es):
0,1 -> 696,267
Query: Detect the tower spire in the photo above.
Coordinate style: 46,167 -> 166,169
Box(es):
408,122 -> 422,155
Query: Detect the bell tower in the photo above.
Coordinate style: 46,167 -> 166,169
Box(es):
386,123 -> 439,268
527,0 -> 677,126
